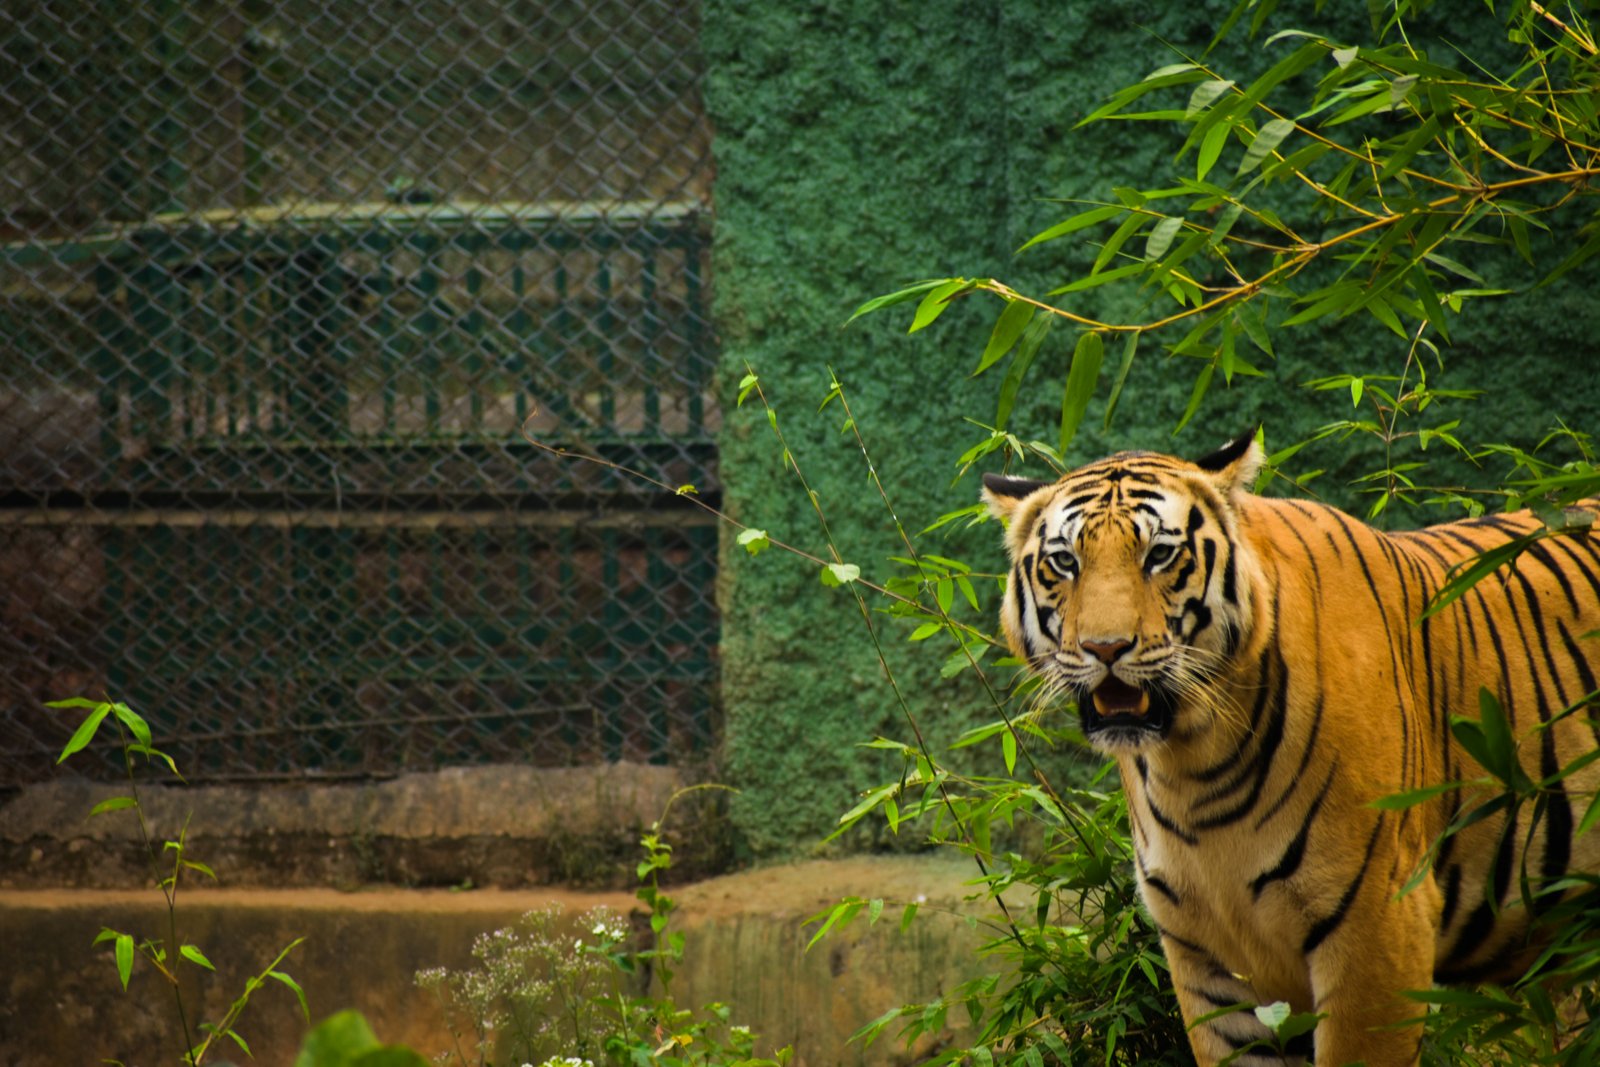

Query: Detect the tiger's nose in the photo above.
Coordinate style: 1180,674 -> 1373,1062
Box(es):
1080,638 -> 1134,664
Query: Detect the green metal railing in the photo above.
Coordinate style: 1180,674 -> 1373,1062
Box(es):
0,1 -> 719,785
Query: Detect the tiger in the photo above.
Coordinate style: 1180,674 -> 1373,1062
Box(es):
980,428 -> 1600,1067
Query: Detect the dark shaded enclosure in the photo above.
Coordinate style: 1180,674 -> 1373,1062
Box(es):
1,0 -> 720,785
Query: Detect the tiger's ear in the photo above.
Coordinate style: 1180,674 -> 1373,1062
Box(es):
981,472 -> 1049,523
1194,426 -> 1264,495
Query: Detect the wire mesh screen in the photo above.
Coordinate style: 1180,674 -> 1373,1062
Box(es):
0,0 -> 720,785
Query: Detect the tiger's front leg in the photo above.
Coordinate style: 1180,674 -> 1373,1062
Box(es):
1164,938 -> 1314,1066
1303,867 -> 1438,1067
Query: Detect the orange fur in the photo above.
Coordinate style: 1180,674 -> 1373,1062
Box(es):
982,434 -> 1600,1067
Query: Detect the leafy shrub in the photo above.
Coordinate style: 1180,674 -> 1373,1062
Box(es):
417,793 -> 789,1067
49,696 -> 308,1065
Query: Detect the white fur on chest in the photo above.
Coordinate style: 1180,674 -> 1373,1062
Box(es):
1132,786 -> 1318,1007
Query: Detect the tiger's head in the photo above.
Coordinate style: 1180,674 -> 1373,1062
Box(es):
981,429 -> 1265,753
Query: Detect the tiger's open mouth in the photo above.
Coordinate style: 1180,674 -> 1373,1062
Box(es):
1080,675 -> 1175,742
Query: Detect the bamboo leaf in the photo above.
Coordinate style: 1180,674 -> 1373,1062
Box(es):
115,933 -> 134,989
996,314 -> 1053,430
974,299 -> 1036,376
57,702 -> 111,765
1018,204 -> 1124,252
180,944 -> 216,970
109,703 -> 151,749
88,796 -> 137,818
1196,121 -> 1232,182
1103,332 -> 1140,430
1186,78 -> 1237,117
844,279 -> 955,325
1237,118 -> 1296,176
267,969 -> 311,1021
1173,362 -> 1215,435
1060,332 -> 1105,453
908,278 -> 973,334
1144,216 -> 1184,261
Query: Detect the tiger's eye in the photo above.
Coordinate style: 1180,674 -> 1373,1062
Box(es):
1044,549 -> 1079,578
1145,542 -> 1177,570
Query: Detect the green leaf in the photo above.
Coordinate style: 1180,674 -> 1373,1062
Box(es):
1186,78 -> 1236,117
1077,66 -> 1208,127
1103,332 -> 1140,430
1421,531 -> 1543,620
1475,688 -> 1518,786
736,528 -> 771,556
295,1011 -> 430,1067
1209,202 -> 1244,248
115,932 -> 134,990
1059,332 -> 1105,453
737,372 -> 759,406
1237,41 -> 1327,113
1370,780 -> 1466,811
269,969 -> 312,1022
1017,204 -> 1124,252
1093,211 -> 1148,274
804,898 -> 865,951
1576,788 -> 1600,839
849,1006 -> 906,1048
900,901 -> 919,931
109,703 -> 151,749
908,278 -> 972,334
974,299 -> 1036,376
844,279 -> 953,325
1196,121 -> 1233,182
57,702 -> 111,764
221,1029 -> 253,1057
1144,216 -> 1184,261
1273,1011 -> 1327,1041
1254,1002 -> 1291,1033
995,313 -> 1053,430
1050,261 -> 1145,296
88,796 -> 137,818
820,562 -> 861,587
1173,362 -> 1215,435
1002,728 -> 1018,775
1236,118 -> 1295,176
183,860 -> 218,881
1238,305 -> 1273,358
180,944 -> 215,970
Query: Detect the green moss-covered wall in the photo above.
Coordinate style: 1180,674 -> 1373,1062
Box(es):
702,0 -> 1600,856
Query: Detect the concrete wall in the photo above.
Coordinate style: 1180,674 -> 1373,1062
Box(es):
0,765 -> 706,890
702,0 -> 1600,855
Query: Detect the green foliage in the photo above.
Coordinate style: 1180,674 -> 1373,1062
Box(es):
418,788 -> 790,1067
294,1012 -> 431,1067
824,750 -> 1190,1067
48,696 -> 308,1066
801,5 -> 1600,1064
853,0 -> 1600,553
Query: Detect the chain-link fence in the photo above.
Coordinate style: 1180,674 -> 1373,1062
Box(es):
1,0 -> 720,786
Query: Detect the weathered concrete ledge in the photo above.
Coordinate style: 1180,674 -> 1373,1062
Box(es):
0,856 -> 995,1067
0,764 -> 720,889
